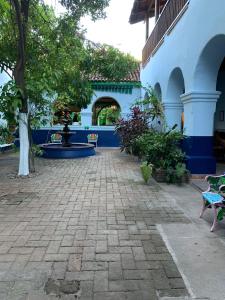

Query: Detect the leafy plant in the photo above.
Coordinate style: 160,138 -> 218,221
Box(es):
0,125 -> 14,144
98,106 -> 120,125
31,144 -> 43,157
140,161 -> 153,184
166,163 -> 188,184
115,106 -> 149,153
133,126 -> 188,183
135,86 -> 165,126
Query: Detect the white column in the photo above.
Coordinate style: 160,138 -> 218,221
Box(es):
163,102 -> 183,130
81,112 -> 92,127
181,91 -> 221,136
180,91 -> 221,174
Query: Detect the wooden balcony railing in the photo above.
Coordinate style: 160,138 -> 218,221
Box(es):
142,0 -> 189,67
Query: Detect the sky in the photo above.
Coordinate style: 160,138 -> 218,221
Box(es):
46,0 -> 155,60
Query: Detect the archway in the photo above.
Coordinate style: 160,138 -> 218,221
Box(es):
92,97 -> 121,126
193,35 -> 225,91
154,82 -> 162,101
214,58 -> 225,161
182,35 -> 225,173
192,35 -> 225,163
165,67 -> 185,130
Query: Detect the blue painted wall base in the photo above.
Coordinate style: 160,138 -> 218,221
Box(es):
185,155 -> 216,174
32,129 -> 120,147
41,144 -> 95,159
182,136 -> 216,174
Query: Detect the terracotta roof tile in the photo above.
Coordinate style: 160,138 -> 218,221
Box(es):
89,68 -> 140,82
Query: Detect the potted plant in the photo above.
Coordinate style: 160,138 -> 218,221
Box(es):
133,126 -> 189,184
140,161 -> 153,184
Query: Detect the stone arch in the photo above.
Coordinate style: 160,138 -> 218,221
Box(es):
166,67 -> 185,103
193,34 -> 225,91
92,97 -> 121,126
164,67 -> 185,130
154,82 -> 162,101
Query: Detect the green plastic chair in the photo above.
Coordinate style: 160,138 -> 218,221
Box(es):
87,134 -> 98,147
51,133 -> 62,143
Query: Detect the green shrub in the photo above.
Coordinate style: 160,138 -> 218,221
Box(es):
133,127 -> 188,183
115,106 -> 149,153
140,161 -> 153,184
0,125 -> 14,144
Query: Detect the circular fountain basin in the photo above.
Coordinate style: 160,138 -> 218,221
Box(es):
40,143 -> 95,159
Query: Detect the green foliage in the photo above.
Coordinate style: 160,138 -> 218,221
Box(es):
98,106 -> 120,125
0,1 -> 138,129
115,106 -> 150,154
135,86 -> 164,124
132,127 -> 188,184
217,208 -> 225,221
0,124 -> 14,144
31,144 -> 43,157
166,163 -> 187,184
91,44 -> 138,82
59,0 -> 110,21
140,161 -> 153,184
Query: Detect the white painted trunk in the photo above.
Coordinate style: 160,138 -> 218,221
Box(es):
18,112 -> 29,176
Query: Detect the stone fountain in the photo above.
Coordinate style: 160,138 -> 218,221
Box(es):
40,108 -> 95,159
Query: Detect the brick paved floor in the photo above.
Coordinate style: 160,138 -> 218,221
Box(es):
0,149 -> 190,299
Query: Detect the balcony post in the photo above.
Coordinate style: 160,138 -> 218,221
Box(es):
145,14 -> 149,41
155,0 -> 160,23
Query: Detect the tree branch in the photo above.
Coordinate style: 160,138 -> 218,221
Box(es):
0,63 -> 13,79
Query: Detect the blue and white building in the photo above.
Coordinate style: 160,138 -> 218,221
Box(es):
0,70 -> 141,147
130,0 -> 225,174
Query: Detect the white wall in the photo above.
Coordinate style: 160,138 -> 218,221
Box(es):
81,88 -> 141,126
141,0 -> 225,136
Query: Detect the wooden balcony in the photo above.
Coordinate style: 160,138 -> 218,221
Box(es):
142,0 -> 189,67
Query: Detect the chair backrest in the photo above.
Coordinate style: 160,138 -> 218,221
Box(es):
87,134 -> 98,141
206,175 -> 225,192
51,133 -> 62,143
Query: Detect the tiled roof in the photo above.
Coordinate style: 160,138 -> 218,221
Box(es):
89,68 -> 140,83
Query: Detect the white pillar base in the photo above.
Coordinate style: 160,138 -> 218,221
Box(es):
18,112 -> 29,176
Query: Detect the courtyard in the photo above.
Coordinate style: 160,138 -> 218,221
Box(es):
1,149 -> 225,299
0,149 -> 190,299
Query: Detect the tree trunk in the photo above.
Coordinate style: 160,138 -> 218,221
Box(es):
12,0 -> 30,175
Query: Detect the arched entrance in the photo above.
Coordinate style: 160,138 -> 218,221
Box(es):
154,82 -> 162,101
193,35 -> 225,91
92,97 -> 121,126
182,35 -> 225,173
214,58 -> 225,161
165,68 -> 185,131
